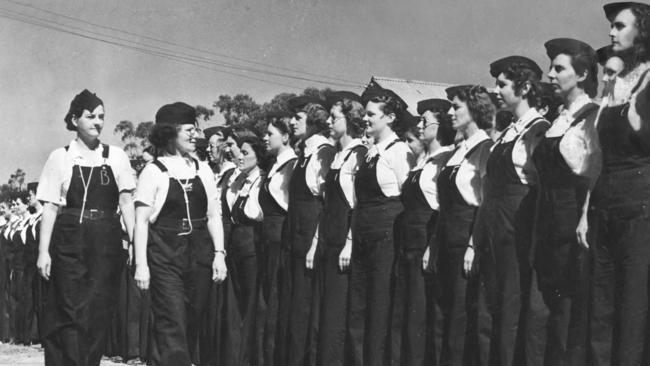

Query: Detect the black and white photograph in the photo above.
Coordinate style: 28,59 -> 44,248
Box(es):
0,0 -> 649,365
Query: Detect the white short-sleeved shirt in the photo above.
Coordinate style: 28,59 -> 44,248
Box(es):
134,155 -> 220,223
36,139 -> 136,206
414,145 -> 455,211
546,94 -> 601,179
225,166 -> 264,222
365,132 -> 415,197
493,108 -> 550,185
267,148 -> 298,211
2,217 -> 18,240
301,134 -> 336,197
330,139 -> 365,208
446,130 -> 493,206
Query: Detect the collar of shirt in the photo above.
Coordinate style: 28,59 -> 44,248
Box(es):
236,166 -> 261,196
303,134 -> 332,157
340,138 -> 363,154
547,94 -> 592,136
221,160 -> 237,173
512,108 -> 542,134
368,131 -> 399,158
415,145 -> 455,169
270,148 -> 298,175
564,93 -> 591,117
67,138 -> 105,164
463,130 -> 490,151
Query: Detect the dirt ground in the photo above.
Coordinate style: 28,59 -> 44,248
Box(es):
0,343 -> 132,365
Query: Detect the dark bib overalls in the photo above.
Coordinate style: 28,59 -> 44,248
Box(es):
43,145 -> 125,366
10,219 -> 28,344
435,139 -> 492,366
590,70 -> 650,366
532,104 -> 598,366
475,120 -> 545,366
147,159 -> 214,366
317,145 -> 366,366
349,139 -> 404,366
25,216 -> 44,344
286,144 -> 334,366
222,172 -> 262,366
257,157 -> 296,366
391,160 -> 441,366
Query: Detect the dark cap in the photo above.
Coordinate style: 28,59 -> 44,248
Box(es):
417,98 -> 452,115
596,45 -> 616,65
325,91 -> 363,109
203,126 -> 225,140
65,89 -> 103,125
604,2 -> 650,21
445,84 -> 475,100
361,87 -> 408,110
155,102 -> 196,125
489,56 -> 543,80
26,182 -> 38,193
287,96 -> 325,112
544,38 -> 596,61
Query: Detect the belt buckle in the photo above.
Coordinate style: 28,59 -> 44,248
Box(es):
89,209 -> 99,220
181,218 -> 190,231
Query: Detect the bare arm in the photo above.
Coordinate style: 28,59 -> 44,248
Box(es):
133,203 -> 152,289
207,205 -> 227,282
119,191 -> 135,242
36,202 -> 59,280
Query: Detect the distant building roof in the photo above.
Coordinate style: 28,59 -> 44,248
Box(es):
366,76 -> 454,116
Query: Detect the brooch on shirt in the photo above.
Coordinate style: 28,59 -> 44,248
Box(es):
179,179 -> 194,192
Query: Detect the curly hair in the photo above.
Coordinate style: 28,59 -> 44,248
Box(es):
237,134 -> 271,171
626,4 -> 650,65
269,118 -> 293,140
340,99 -> 366,138
448,85 -> 496,130
435,112 -> 456,146
303,103 -> 330,136
367,93 -> 408,137
502,62 -> 542,108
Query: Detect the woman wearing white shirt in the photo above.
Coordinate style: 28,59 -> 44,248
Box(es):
35,90 -> 136,366
285,99 -> 336,365
430,86 -> 494,366
533,38 -> 600,366
316,92 -> 367,366
132,102 -> 226,366
391,98 -> 456,365
258,118 -> 297,366
219,134 -> 265,365
474,57 -> 550,366
349,89 -> 414,365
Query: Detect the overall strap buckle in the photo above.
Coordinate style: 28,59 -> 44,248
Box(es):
181,218 -> 191,232
88,209 -> 100,220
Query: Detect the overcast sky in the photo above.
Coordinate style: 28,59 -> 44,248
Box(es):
0,0 -> 609,182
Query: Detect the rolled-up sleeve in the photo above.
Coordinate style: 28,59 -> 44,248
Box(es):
112,148 -> 136,192
36,149 -> 65,205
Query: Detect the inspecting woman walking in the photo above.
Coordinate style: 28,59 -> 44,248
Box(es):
133,102 -> 227,366
36,89 -> 136,365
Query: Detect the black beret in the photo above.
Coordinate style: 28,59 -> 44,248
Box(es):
287,96 -> 325,112
325,91 -> 363,109
604,2 -> 650,21
155,102 -> 196,125
445,85 -> 475,100
65,89 -> 103,123
26,182 -> 38,193
203,126 -> 225,140
489,56 -> 543,80
596,45 -> 615,65
417,98 -> 452,115
361,87 -> 408,111
544,38 -> 596,62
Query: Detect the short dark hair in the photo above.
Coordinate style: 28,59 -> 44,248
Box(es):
149,123 -> 178,156
340,99 -> 366,138
303,103 -> 330,136
616,4 -> 650,66
269,118 -> 292,139
502,62 -> 542,107
448,85 -> 496,130
64,90 -> 104,131
436,113 -> 456,146
237,135 -> 271,171
555,51 -> 599,98
368,94 -> 407,136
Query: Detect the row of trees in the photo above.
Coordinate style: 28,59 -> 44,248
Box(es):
114,87 -> 335,159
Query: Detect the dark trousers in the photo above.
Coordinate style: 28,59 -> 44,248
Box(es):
287,254 -> 319,366
148,228 -> 213,366
318,246 -> 350,366
590,201 -> 650,366
349,202 -> 401,366
227,251 -> 259,366
437,247 -> 477,366
390,248 -> 434,366
476,188 -> 546,366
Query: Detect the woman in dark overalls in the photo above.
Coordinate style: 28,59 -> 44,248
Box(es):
532,38 -> 600,366
473,57 -> 550,366
258,117 -> 297,366
590,4 -> 650,365
221,135 -> 265,365
426,85 -> 494,366
23,182 -> 44,344
391,98 -> 455,366
133,102 -> 227,366
285,98 -> 336,366
348,88 -> 414,366
316,92 -> 366,366
9,193 -> 31,344
35,89 -> 136,365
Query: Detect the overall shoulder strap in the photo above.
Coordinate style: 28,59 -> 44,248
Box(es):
152,160 -> 168,173
101,144 -> 109,159
570,103 -> 600,127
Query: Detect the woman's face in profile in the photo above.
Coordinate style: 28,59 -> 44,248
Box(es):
610,8 -> 639,52
176,124 -> 198,154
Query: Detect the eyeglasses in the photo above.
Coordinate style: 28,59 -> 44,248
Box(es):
419,117 -> 439,129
